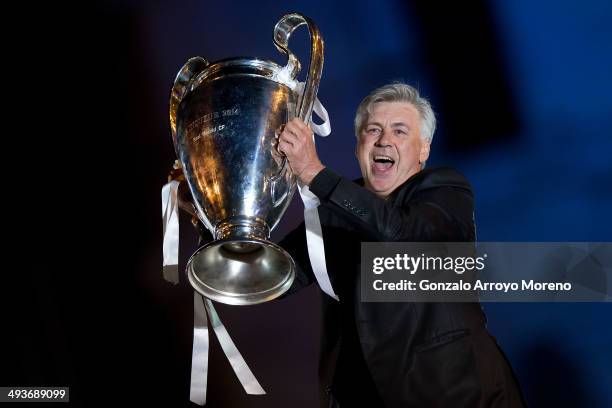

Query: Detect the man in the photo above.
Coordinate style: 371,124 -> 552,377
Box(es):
276,83 -> 526,407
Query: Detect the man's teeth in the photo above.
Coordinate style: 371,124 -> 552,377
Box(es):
373,155 -> 395,163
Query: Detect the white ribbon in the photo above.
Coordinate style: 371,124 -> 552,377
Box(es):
162,181 -> 265,405
291,81 -> 332,137
311,96 -> 331,136
161,180 -> 180,284
291,82 -> 338,301
190,293 -> 265,406
298,182 -> 339,301
190,292 -> 210,404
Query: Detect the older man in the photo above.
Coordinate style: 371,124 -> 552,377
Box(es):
277,83 -> 525,407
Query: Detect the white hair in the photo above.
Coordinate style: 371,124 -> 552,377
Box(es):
354,82 -> 436,143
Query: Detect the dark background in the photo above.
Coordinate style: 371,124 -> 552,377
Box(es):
6,0 -> 612,407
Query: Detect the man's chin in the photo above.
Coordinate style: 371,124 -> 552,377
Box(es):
367,177 -> 396,196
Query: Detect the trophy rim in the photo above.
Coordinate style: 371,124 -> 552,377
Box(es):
189,57 -> 294,91
202,56 -> 283,72
186,238 -> 296,306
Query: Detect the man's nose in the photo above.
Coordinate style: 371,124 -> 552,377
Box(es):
375,129 -> 392,147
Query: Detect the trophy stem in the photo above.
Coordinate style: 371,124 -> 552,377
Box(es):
215,216 -> 270,253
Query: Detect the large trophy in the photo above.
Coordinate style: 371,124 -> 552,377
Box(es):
168,13 -> 323,305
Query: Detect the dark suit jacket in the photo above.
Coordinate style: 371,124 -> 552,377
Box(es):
280,166 -> 526,408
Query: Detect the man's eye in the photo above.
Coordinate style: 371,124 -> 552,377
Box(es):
394,129 -> 406,135
367,128 -> 381,134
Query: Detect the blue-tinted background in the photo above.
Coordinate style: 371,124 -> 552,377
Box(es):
11,0 -> 611,407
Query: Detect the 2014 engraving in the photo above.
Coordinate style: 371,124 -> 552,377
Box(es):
187,106 -> 241,132
188,106 -> 241,143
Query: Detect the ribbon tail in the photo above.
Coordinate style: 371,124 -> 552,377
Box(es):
298,183 -> 339,301
190,292 -> 210,405
204,299 -> 266,395
162,180 -> 180,284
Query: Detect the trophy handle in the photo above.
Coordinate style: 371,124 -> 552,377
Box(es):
273,12 -> 324,122
169,57 -> 209,154
270,13 -> 324,206
270,158 -> 289,207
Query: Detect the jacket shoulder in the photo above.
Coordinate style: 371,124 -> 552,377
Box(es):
412,166 -> 473,194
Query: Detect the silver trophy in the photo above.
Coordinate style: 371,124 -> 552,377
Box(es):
168,13 -> 324,305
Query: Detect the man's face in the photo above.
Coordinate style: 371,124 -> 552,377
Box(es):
356,102 -> 431,198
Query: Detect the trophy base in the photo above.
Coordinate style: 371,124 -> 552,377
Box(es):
186,238 -> 295,305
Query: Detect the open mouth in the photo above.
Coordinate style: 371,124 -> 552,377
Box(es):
372,155 -> 395,173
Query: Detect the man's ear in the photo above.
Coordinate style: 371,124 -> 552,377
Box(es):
419,139 -> 431,164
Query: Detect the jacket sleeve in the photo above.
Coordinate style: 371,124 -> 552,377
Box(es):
309,167 -> 475,242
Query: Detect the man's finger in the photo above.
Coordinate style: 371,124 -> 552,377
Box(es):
291,118 -> 307,128
288,121 -> 313,140
278,139 -> 293,155
286,120 -> 307,133
283,124 -> 299,138
280,129 -> 298,143
294,118 -> 309,130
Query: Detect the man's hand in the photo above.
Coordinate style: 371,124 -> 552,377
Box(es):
277,118 -> 325,185
167,161 -> 197,217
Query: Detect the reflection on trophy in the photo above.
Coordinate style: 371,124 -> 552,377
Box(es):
168,13 -> 324,305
